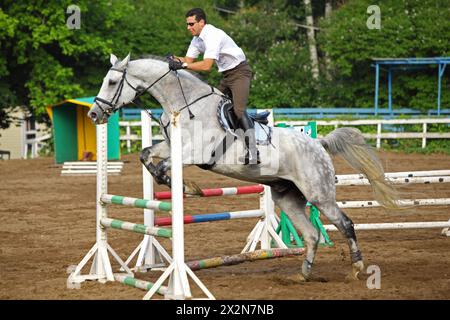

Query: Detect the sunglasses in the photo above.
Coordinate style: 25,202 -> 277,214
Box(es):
186,22 -> 197,27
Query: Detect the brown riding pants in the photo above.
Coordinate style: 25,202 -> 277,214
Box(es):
217,61 -> 252,120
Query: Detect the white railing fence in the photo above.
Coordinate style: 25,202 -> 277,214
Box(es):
23,130 -> 52,159
276,118 -> 450,149
120,115 -> 450,152
119,120 -> 163,153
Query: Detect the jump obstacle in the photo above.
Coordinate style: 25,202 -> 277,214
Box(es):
142,119 -> 450,258
121,112 -> 322,275
69,112 -> 217,299
125,117 -> 331,265
113,248 -> 305,296
68,111 -> 308,300
68,111 -> 450,300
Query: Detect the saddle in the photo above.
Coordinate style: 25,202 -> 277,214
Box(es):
217,97 -> 272,146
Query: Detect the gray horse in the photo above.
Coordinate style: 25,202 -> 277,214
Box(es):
88,54 -> 400,281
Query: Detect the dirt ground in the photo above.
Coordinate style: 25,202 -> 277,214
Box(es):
0,151 -> 449,300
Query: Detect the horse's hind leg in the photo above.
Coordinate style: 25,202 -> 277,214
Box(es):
313,200 -> 364,280
270,183 -> 320,281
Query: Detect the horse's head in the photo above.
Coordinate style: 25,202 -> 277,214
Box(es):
88,53 -> 136,124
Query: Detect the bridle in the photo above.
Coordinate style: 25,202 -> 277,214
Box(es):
93,67 -> 171,119
93,62 -> 224,125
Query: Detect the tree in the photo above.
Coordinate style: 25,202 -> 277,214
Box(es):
317,0 -> 450,110
0,0 -> 225,129
2,0 -> 447,125
221,1 -> 321,107
0,0 -> 135,128
304,0 -> 319,79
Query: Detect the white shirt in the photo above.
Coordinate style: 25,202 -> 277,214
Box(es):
186,24 -> 246,72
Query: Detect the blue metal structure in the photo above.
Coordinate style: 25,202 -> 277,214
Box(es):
371,57 -> 450,116
120,107 -> 449,121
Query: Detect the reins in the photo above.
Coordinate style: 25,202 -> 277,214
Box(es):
94,64 -> 224,126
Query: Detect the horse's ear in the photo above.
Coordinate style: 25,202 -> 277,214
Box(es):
110,54 -> 118,66
116,53 -> 131,69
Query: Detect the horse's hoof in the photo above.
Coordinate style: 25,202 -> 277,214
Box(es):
285,274 -> 309,283
298,274 -> 309,282
287,274 -> 328,283
346,260 -> 364,281
345,273 -> 359,281
184,181 -> 203,195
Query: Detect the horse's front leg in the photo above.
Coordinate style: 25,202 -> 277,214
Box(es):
139,142 -> 172,188
140,141 -> 203,195
154,157 -> 203,195
155,157 -> 172,186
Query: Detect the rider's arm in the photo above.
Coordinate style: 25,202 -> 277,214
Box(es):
175,56 -> 195,64
183,58 -> 214,72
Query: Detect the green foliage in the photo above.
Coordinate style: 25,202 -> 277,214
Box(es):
0,0 -> 225,129
225,5 -> 316,107
228,7 -> 299,55
0,0 -> 132,128
249,40 -> 315,107
1,0 -> 449,156
125,0 -> 227,87
118,0 -> 224,58
317,0 -> 450,110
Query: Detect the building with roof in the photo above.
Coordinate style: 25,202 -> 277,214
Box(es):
46,97 -> 120,164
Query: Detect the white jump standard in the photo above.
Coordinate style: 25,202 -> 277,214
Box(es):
141,112 -> 214,300
68,113 -> 215,300
68,124 -> 134,285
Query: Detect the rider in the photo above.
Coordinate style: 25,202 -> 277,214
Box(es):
168,7 -> 260,165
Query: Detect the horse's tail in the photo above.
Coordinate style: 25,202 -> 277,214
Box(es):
319,127 -> 401,210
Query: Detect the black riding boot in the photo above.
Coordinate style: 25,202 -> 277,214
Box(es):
238,113 -> 261,165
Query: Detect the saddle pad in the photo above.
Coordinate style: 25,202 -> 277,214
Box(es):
217,98 -> 272,146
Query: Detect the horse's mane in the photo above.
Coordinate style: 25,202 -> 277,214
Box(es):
138,54 -> 206,82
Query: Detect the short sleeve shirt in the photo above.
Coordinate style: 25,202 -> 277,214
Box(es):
186,24 -> 246,72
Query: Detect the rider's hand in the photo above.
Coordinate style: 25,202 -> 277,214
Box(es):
168,59 -> 186,71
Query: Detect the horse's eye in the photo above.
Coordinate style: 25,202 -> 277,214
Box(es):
109,80 -> 117,86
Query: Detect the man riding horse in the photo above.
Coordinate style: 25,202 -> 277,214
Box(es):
168,7 -> 260,165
